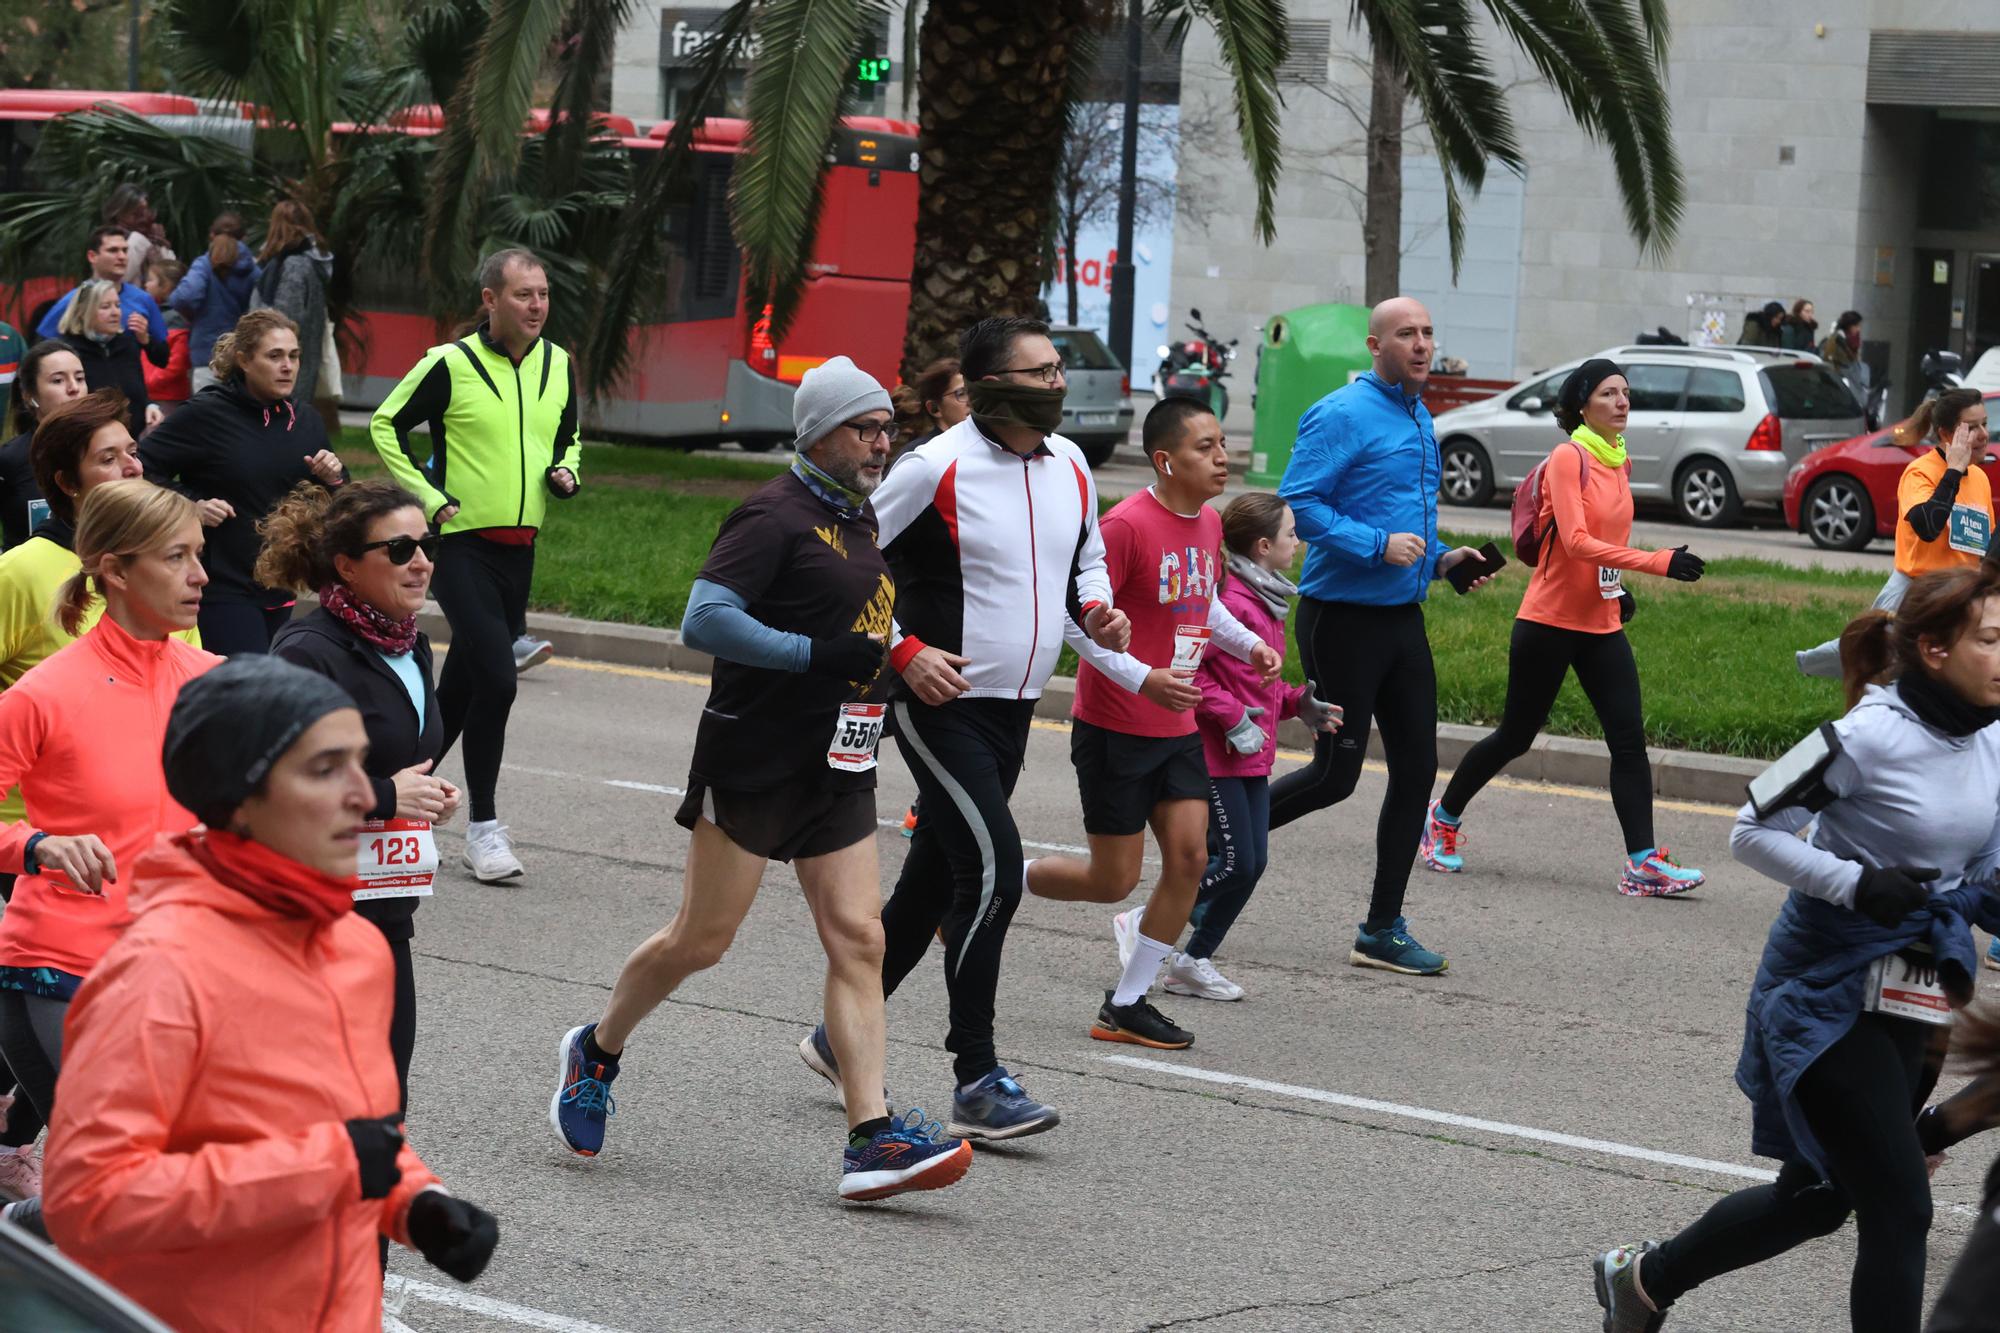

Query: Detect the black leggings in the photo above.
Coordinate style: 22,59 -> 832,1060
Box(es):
1643,1015 -> 1933,1333
0,991 -> 66,1126
1268,599 -> 1436,930
197,601 -> 292,656
880,696 -> 1034,1087
432,534 -> 534,823
1439,619 -> 1653,852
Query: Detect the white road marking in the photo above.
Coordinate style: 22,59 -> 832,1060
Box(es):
1099,1054 -> 1779,1182
386,1275 -> 635,1333
504,764 -> 1107,857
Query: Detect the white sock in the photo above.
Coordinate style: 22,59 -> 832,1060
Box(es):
469,818 -> 499,835
1112,929 -> 1174,1007
1022,858 -> 1036,894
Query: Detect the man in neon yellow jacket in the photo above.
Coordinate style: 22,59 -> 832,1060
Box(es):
370,248 -> 581,884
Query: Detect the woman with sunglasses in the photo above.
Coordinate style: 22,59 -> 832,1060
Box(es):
140,309 -> 346,655
265,481 -> 457,1109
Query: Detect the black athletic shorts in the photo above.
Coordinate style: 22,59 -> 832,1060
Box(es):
1071,720 -> 1210,837
675,779 -> 877,863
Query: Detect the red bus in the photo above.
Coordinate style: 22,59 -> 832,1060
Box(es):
0,91 -> 920,450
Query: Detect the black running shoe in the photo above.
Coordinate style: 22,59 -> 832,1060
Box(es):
1089,989 -> 1193,1049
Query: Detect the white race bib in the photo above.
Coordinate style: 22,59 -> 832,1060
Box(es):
826,702 -> 886,773
354,819 -> 437,901
1171,624 -> 1213,673
1862,944 -> 1952,1026
1598,566 -> 1625,600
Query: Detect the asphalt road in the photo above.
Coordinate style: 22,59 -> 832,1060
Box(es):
382,657 -> 1989,1333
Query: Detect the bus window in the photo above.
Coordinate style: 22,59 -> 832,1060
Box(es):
655,154 -> 738,324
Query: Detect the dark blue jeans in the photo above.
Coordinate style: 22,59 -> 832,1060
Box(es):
1186,776 -> 1269,959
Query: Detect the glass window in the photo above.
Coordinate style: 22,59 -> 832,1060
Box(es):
1683,368 -> 1747,414
1623,364 -> 1688,413
1762,364 -> 1861,420
1507,370 -> 1567,411
1049,327 -> 1121,370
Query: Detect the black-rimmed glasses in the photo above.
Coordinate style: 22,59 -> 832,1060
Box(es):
359,535 -> 440,565
996,360 -> 1065,385
845,419 -> 901,445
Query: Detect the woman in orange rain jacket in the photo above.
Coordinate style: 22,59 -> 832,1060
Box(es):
0,478 -> 215,1135
42,655 -> 498,1331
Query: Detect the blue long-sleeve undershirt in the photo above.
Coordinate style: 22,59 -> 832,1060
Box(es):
681,578 -> 811,671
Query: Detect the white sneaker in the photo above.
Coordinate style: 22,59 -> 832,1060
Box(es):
513,635 -> 554,674
1162,952 -> 1245,1001
1112,909 -> 1139,971
463,821 -> 524,882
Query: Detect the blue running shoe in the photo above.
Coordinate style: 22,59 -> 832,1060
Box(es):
1349,917 -> 1448,976
1987,937 -> 2000,972
797,1023 -> 892,1110
947,1066 -> 1060,1141
839,1108 -> 973,1202
549,1023 -> 618,1156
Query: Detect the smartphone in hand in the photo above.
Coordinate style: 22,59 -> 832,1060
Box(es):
1446,540 -> 1507,594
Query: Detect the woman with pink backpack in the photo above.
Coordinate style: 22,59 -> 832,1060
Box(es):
1418,358 -> 1710,896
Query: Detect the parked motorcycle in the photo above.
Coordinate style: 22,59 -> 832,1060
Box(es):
1921,348 -> 1965,396
1154,308 -> 1238,418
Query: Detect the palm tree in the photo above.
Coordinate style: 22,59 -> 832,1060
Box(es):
1352,0 -> 1683,302
428,0 -> 1288,394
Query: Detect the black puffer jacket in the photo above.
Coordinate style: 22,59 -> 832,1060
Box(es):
58,332 -> 150,437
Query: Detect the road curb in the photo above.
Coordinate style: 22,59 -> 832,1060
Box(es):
425,605 -> 1762,809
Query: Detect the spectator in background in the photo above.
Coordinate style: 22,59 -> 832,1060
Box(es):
102,183 -> 172,284
139,259 -> 192,416
0,341 -> 87,549
34,228 -> 168,360
0,320 -> 22,397
255,200 -> 336,408
1781,299 -> 1819,352
55,280 -> 155,438
890,357 -> 968,453
1736,301 -> 1786,348
1821,310 -> 1869,406
172,214 -> 260,395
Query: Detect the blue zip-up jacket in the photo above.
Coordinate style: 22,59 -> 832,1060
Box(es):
1278,372 -> 1443,605
169,250 -> 262,368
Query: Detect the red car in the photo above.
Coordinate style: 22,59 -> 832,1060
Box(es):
1784,392 -> 2000,550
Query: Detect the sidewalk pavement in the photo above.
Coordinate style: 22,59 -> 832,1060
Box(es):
446,604 -> 1764,808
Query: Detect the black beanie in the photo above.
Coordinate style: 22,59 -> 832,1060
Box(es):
163,656 -> 357,828
1556,358 -> 1624,432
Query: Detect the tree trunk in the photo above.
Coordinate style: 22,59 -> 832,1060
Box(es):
1361,43 -> 1402,307
1065,219 -> 1081,325
901,0 -> 1092,382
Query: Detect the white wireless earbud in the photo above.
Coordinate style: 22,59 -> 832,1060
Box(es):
1163,458 -> 1174,477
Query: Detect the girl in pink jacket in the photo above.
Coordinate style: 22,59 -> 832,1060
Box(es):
1180,494 -> 1341,1000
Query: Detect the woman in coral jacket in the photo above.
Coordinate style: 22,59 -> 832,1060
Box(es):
0,478 -> 216,1137
41,655 -> 499,1332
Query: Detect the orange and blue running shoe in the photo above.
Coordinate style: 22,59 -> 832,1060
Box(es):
840,1109 -> 972,1202
550,1023 -> 618,1156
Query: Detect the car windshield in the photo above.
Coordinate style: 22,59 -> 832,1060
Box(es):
1050,329 -> 1121,371
1762,364 -> 1860,420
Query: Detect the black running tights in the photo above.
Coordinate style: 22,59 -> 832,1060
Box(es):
1643,1015 -> 1932,1333
1439,619 -> 1653,853
1267,599 -> 1435,931
880,696 -> 1034,1087
432,533 -> 534,823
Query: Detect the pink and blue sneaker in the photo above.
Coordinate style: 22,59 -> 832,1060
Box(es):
1619,847 -> 1704,897
840,1109 -> 973,1202
1419,800 -> 1465,873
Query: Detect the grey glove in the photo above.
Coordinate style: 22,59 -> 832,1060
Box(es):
1224,707 -> 1267,755
1297,680 -> 1342,734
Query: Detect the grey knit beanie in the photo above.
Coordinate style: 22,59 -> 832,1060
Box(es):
793,356 -> 892,452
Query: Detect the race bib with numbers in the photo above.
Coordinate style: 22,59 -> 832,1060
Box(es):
1862,944 -> 1952,1026
827,702 -> 886,773
1171,623 -> 1213,673
1598,566 -> 1625,600
355,819 -> 437,901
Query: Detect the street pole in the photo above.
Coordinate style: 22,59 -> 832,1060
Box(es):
127,0 -> 140,90
1106,0 -> 1141,374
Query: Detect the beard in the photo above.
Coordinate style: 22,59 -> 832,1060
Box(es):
816,450 -> 881,495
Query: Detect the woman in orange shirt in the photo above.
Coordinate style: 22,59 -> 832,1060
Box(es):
0,479 -> 216,1138
1418,359 -> 1709,895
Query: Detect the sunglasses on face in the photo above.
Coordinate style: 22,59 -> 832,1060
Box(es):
358,534 -> 440,565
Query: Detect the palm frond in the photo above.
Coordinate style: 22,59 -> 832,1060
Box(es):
466,0 -> 570,171
423,77 -> 488,309
577,0 -> 758,402
157,0 -> 267,96
731,0 -> 878,342
1152,0 -> 1288,242
544,0 -> 638,188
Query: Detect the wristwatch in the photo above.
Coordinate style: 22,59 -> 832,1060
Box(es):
21,831 -> 47,876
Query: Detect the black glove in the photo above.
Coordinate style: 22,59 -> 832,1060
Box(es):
808,632 -> 885,680
1853,865 -> 1938,927
345,1115 -> 404,1200
1666,547 -> 1705,582
1618,590 -> 1636,624
407,1188 -> 500,1283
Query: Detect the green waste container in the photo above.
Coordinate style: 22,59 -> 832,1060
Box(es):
1247,303 -> 1372,489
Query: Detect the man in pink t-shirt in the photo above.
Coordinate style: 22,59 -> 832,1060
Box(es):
1027,399 -> 1280,1048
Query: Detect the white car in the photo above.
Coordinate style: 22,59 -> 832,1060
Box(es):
1431,345 -> 1864,526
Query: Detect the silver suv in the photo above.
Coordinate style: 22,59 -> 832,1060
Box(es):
1431,346 -> 1864,526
